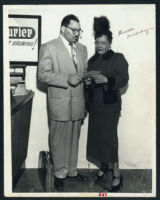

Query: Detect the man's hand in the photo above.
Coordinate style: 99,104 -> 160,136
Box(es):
84,78 -> 92,86
92,74 -> 108,84
68,74 -> 81,86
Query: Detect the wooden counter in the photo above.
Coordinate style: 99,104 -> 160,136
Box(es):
11,91 -> 34,181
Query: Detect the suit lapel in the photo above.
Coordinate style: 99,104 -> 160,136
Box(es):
56,37 -> 77,74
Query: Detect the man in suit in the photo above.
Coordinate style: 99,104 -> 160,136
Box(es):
38,14 -> 88,190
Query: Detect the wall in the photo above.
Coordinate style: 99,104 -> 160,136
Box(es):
7,4 -> 156,169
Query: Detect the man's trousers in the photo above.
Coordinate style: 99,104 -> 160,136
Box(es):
49,119 -> 82,178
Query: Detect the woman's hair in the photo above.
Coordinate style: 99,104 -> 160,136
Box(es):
93,16 -> 113,43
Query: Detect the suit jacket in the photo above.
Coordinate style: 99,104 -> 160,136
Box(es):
38,36 -> 88,121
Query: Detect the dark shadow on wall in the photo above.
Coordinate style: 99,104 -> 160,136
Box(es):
36,79 -> 48,94
36,73 -> 51,159
36,75 -> 50,126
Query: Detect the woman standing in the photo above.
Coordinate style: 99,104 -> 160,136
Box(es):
85,16 -> 129,192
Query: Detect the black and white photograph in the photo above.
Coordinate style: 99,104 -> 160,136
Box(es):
2,2 -> 158,198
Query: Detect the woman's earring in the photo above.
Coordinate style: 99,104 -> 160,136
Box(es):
109,46 -> 111,50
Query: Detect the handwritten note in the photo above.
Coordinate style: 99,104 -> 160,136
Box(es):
118,27 -> 154,39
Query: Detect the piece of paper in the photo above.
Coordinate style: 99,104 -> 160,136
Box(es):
82,70 -> 101,80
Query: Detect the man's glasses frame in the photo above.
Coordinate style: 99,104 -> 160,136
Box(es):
65,25 -> 83,35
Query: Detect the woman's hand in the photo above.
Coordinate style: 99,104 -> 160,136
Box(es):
92,74 -> 108,84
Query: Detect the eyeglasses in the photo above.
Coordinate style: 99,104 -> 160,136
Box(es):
65,25 -> 83,35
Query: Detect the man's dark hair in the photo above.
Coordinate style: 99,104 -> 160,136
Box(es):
61,14 -> 79,27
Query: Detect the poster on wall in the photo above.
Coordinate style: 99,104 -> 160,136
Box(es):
9,15 -> 41,65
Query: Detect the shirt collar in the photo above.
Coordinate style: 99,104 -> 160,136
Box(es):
60,35 -> 76,48
60,35 -> 69,48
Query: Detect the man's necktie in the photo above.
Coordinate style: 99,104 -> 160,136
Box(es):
69,43 -> 78,73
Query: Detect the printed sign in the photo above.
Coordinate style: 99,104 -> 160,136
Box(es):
9,15 -> 41,65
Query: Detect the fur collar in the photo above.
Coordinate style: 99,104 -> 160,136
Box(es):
88,50 -> 114,64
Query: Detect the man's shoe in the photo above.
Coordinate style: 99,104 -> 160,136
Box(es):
94,173 -> 105,183
54,177 -> 64,191
67,173 -> 88,182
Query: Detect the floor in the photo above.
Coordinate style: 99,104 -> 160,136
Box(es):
13,169 -> 152,193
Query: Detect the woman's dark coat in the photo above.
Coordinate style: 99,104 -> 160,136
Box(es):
86,50 -> 129,164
